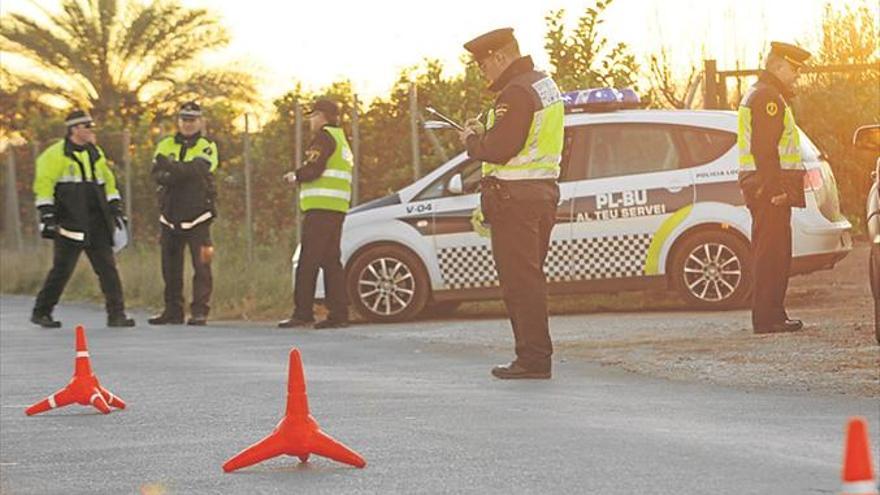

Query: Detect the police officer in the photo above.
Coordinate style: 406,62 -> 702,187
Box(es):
460,28 -> 564,379
737,42 -> 811,334
278,98 -> 352,329
148,102 -> 219,326
31,110 -> 135,328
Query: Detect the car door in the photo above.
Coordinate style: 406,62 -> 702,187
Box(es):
424,137 -> 580,292
568,122 -> 696,282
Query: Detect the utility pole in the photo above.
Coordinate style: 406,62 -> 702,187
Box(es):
409,83 -> 421,180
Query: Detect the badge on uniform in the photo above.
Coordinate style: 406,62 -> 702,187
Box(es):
203,146 -> 212,155
494,103 -> 509,120
766,101 -> 778,116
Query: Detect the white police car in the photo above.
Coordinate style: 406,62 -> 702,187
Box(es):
294,88 -> 852,323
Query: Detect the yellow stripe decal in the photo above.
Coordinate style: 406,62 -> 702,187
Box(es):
644,205 -> 693,275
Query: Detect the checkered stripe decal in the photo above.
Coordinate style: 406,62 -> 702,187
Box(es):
437,234 -> 652,290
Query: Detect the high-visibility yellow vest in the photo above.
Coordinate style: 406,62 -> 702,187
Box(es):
482,72 -> 564,181
300,126 -> 354,213
737,86 -> 802,172
34,139 -> 120,207
154,135 -> 219,172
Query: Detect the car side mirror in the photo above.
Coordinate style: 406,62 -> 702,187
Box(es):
853,124 -> 880,152
446,174 -> 463,195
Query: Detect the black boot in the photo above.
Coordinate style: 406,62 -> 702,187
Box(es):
148,312 -> 184,325
108,313 -> 136,327
277,316 -> 314,328
187,315 -> 207,326
31,313 -> 62,328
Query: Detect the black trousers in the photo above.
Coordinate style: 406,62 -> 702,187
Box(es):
160,224 -> 213,317
748,203 -> 792,329
293,210 -> 347,321
485,190 -> 558,372
33,237 -> 125,317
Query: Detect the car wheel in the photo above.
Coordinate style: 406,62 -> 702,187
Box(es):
870,244 -> 880,344
346,244 -> 430,323
670,230 -> 753,309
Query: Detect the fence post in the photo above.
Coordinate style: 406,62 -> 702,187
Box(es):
4,147 -> 23,250
409,83 -> 421,181
122,129 -> 133,241
703,59 -> 718,109
294,102 -> 303,245
244,114 -> 253,262
351,94 -> 360,207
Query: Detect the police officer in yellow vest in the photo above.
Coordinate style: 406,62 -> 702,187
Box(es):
31,110 -> 135,328
148,102 -> 219,326
460,28 -> 563,379
738,42 -> 811,334
278,98 -> 352,329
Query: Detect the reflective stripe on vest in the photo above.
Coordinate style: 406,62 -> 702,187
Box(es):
482,76 -> 564,181
737,87 -> 803,172
300,127 -> 354,213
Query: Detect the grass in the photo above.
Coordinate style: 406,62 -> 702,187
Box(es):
0,227 -> 298,321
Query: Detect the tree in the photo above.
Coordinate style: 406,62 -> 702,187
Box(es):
0,0 -> 257,124
544,0 -> 640,92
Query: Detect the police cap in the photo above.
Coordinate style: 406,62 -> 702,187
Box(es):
64,109 -> 94,128
464,27 -> 516,61
178,101 -> 202,120
306,98 -> 340,120
769,41 -> 811,68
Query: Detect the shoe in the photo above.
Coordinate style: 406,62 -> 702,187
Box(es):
107,314 -> 136,327
31,313 -> 62,328
277,316 -> 314,328
187,315 -> 207,326
490,362 -> 551,380
754,319 -> 803,334
314,319 -> 349,329
148,313 -> 184,325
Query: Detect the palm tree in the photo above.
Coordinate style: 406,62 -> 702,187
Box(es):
0,0 -> 257,123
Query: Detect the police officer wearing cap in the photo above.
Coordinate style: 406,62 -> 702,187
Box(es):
31,110 -> 135,328
148,102 -> 219,326
459,28 -> 564,379
738,42 -> 811,334
278,98 -> 353,329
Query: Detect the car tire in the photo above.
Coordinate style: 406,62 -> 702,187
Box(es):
670,230 -> 753,310
346,244 -> 430,323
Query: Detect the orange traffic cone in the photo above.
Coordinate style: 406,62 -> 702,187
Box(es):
25,325 -> 126,416
223,348 -> 366,472
841,417 -> 879,495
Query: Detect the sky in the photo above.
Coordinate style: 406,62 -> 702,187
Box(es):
2,0 -> 877,105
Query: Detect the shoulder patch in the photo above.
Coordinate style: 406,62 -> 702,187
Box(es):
203,146 -> 213,155
766,101 -> 778,116
494,103 -> 509,120
305,148 -> 321,162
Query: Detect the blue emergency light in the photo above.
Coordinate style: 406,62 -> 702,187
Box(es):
562,87 -> 641,113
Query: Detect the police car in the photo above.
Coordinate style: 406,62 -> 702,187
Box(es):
294,88 -> 852,323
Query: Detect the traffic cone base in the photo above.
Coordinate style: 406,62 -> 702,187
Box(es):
223,348 -> 365,472
25,325 -> 125,416
840,417 -> 879,495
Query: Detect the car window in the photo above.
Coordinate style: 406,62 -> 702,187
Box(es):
561,126 -> 588,181
679,127 -> 736,167
585,124 -> 682,179
415,158 -> 482,200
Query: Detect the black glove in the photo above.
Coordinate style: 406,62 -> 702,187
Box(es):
38,205 -> 57,239
152,154 -> 174,185
108,199 -> 123,217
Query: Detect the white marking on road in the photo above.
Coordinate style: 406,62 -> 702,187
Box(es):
0,462 -> 19,466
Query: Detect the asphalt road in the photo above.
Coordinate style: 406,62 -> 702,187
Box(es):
1,295 -> 877,494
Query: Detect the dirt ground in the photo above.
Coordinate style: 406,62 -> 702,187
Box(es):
445,242 -> 879,397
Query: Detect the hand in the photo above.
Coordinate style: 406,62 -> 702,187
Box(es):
154,154 -> 170,169
464,117 -> 485,135
770,193 -> 788,206
283,171 -> 298,185
39,210 -> 57,239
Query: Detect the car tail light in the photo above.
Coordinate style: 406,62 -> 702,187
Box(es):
803,168 -> 824,191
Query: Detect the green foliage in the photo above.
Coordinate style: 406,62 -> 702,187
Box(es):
544,0 -> 640,92
0,0 -> 257,123
796,2 -> 879,231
